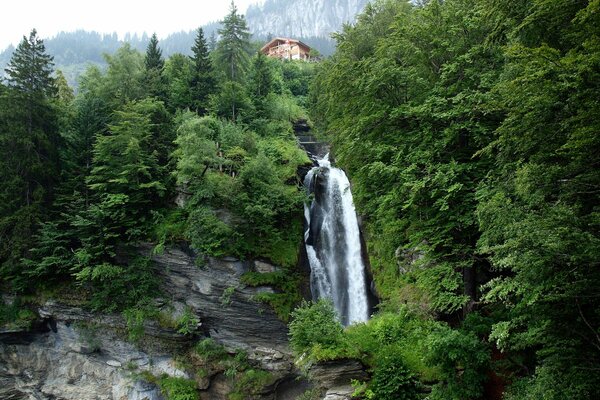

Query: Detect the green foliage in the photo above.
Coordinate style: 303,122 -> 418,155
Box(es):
122,302 -> 161,342
77,257 -> 158,313
193,337 -> 274,398
174,113 -> 308,265
157,375 -> 199,400
164,53 -> 194,111
195,338 -> 229,362
176,306 -> 200,335
144,33 -> 166,100
190,27 -> 216,115
369,353 -> 419,400
229,369 -> 274,400
288,300 -> 346,357
102,44 -> 145,108
0,29 -> 60,290
152,208 -> 187,254
310,0 -> 600,398
425,327 -> 490,399
0,298 -> 37,330
241,270 -> 302,321
216,1 -> 251,82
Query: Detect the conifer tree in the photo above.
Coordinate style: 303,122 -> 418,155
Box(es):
208,32 -> 218,52
216,1 -> 252,82
214,2 -> 252,121
248,52 -> 274,117
144,33 -> 164,71
144,33 -> 166,100
0,29 -> 60,289
190,27 -> 216,115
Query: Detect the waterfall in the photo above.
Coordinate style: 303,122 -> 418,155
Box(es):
303,154 -> 369,326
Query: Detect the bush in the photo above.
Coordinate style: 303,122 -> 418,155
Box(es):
158,375 -> 199,400
288,300 -> 346,356
194,338 -> 229,362
426,327 -> 490,400
370,352 -> 419,400
0,298 -> 37,330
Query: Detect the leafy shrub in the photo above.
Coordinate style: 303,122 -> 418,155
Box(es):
0,298 -> 36,330
264,93 -> 307,122
176,306 -> 200,335
158,375 -> 199,400
503,364 -> 597,400
230,369 -> 274,400
370,352 -> 419,400
78,256 -> 159,313
186,206 -> 241,258
194,338 -> 229,362
288,300 -> 346,357
426,327 -> 490,400
152,208 -> 188,254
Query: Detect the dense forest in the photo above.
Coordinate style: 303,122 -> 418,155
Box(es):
306,0 -> 600,399
1,0 -> 599,399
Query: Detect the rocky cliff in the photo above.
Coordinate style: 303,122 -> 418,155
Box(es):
1,244 -> 366,399
246,0 -> 369,39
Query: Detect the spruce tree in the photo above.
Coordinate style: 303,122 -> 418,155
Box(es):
248,52 -> 274,117
144,33 -> 164,71
190,27 -> 216,115
216,1 -> 252,82
144,33 -> 166,100
0,29 -> 60,289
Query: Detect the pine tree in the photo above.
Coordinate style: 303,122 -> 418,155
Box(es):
144,33 -> 166,100
216,1 -> 252,82
144,33 -> 164,71
208,32 -> 218,52
0,29 -> 60,289
190,27 -> 216,115
248,52 -> 274,117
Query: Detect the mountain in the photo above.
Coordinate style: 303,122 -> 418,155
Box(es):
247,0 -> 370,38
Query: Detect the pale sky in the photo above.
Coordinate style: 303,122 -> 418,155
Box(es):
0,0 -> 263,50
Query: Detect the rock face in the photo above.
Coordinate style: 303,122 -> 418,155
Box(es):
309,359 -> 369,400
142,243 -> 290,353
0,244 -> 301,399
247,0 -> 369,39
0,316 -> 179,400
1,245 -> 366,400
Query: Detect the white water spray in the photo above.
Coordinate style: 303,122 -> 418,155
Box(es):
304,154 -> 369,325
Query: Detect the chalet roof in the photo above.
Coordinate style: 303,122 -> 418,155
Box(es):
260,37 -> 311,52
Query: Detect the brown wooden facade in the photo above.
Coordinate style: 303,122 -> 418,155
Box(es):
260,37 -> 312,61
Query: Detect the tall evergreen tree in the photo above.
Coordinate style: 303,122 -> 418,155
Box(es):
216,1 -> 252,82
0,29 -> 60,289
248,52 -> 274,117
144,33 -> 164,71
144,33 -> 166,100
190,28 -> 216,115
208,32 -> 218,52
214,2 -> 252,121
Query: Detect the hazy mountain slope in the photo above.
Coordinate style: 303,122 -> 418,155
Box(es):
247,0 -> 369,38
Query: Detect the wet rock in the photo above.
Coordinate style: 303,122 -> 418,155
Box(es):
142,243 -> 291,353
254,260 -> 279,274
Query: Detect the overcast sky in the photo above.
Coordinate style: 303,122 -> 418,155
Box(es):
1,0 -> 263,50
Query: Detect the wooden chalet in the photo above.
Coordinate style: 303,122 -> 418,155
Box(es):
260,37 -> 313,61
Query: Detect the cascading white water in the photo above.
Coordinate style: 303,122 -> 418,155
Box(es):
304,154 -> 369,326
